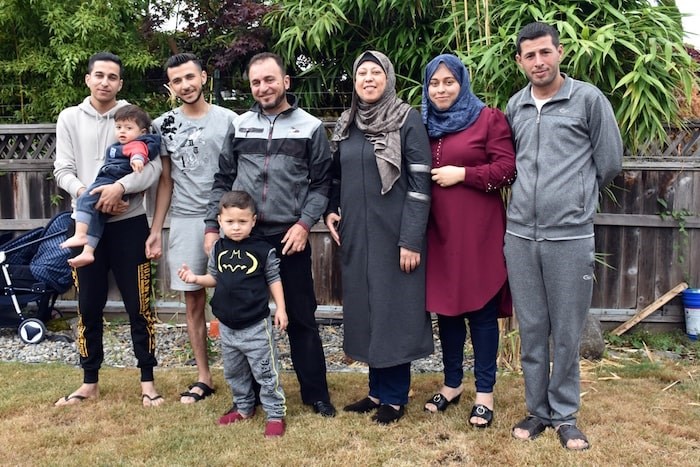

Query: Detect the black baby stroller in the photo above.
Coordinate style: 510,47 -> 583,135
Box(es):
0,211 -> 73,344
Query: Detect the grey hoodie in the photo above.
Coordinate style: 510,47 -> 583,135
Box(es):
505,75 -> 622,240
54,97 -> 162,221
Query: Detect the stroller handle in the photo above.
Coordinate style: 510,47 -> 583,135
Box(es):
0,228 -> 69,259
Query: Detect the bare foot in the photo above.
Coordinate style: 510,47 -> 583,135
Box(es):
512,415 -> 547,440
68,251 -> 95,268
469,391 -> 494,426
55,383 -> 99,407
557,424 -> 590,450
563,437 -> 589,450
61,234 -> 88,249
141,381 -> 164,407
424,384 -> 463,413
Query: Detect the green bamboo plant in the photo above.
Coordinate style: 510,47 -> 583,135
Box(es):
265,0 -> 698,152
461,0 -> 698,153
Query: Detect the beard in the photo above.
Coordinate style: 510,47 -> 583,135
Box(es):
260,92 -> 287,111
180,88 -> 204,105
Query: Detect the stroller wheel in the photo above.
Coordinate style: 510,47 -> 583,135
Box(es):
18,318 -> 46,344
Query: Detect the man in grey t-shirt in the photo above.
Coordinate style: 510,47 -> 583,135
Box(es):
146,53 -> 237,403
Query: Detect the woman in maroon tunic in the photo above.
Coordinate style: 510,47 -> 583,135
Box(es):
422,54 -> 516,428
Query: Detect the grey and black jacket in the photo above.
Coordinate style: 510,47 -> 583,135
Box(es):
505,74 -> 623,241
205,94 -> 331,236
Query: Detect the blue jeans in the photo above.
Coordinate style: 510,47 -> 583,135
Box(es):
437,296 -> 499,393
368,363 -> 411,405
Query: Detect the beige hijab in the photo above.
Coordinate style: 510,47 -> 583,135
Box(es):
331,51 -> 412,194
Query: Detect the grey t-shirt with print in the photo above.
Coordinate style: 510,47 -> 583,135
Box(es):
152,104 -> 237,217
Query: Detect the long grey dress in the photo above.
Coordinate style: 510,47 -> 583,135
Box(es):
330,109 -> 434,368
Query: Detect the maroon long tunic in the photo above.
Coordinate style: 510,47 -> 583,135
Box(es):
426,107 -> 516,317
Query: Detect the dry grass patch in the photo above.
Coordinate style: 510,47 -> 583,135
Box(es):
1,357 -> 699,466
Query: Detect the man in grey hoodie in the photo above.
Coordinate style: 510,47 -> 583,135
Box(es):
504,22 -> 622,450
53,52 -> 164,407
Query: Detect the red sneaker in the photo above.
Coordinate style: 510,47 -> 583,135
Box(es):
218,408 -> 255,426
264,419 -> 286,438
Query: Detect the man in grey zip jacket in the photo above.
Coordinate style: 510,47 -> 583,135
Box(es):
205,52 -> 336,417
504,22 -> 622,450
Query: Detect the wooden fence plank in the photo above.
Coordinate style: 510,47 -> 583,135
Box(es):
3,123 -> 700,326
619,226 -> 641,309
618,170 -> 643,309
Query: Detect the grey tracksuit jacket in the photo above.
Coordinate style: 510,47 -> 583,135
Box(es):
505,74 -> 623,240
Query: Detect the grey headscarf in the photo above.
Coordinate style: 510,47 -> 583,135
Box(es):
330,51 -> 412,194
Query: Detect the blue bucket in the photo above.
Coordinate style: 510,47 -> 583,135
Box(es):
681,288 -> 700,341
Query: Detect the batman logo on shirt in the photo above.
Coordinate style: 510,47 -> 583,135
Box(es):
217,249 -> 259,275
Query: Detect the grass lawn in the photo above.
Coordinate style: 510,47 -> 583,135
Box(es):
2,352 -> 699,466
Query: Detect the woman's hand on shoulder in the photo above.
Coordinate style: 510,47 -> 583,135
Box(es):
431,165 -> 465,188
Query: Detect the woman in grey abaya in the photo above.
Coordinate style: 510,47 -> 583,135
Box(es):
324,51 -> 433,424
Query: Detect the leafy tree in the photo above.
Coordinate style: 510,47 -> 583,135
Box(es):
465,0 -> 698,153
0,0 -> 161,123
265,0 -> 699,151
151,0 -> 271,73
146,0 -> 273,113
265,0 -> 453,116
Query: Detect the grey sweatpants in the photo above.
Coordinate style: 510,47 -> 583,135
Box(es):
504,234 -> 595,427
220,318 -> 286,420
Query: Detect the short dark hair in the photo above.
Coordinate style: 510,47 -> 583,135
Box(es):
247,52 -> 286,76
516,22 -> 560,55
165,53 -> 203,71
87,52 -> 123,77
219,191 -> 257,214
114,105 -> 152,131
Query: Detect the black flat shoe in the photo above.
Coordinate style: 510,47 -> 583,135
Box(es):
343,397 -> 380,413
424,392 -> 461,412
312,400 -> 337,417
469,404 -> 494,428
372,404 -> 405,424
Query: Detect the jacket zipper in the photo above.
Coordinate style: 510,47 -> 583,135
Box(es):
534,108 -> 541,240
261,115 -> 279,222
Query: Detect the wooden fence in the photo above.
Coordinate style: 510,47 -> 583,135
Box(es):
2,121 -> 700,329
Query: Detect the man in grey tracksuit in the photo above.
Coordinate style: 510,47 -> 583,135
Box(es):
504,22 -> 622,450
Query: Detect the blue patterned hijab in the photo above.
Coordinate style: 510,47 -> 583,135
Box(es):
421,54 -> 485,138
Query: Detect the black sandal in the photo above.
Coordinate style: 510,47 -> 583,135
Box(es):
469,404 -> 493,428
512,415 -> 547,440
556,424 -> 590,450
180,382 -> 215,402
424,393 -> 461,412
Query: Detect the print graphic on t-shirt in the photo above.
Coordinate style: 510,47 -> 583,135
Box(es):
159,114 -> 210,171
174,127 -> 207,170
217,249 -> 259,275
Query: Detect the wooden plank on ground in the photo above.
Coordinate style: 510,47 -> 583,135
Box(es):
610,282 -> 688,335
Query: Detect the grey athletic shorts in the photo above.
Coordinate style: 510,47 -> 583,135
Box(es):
167,216 -> 207,291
